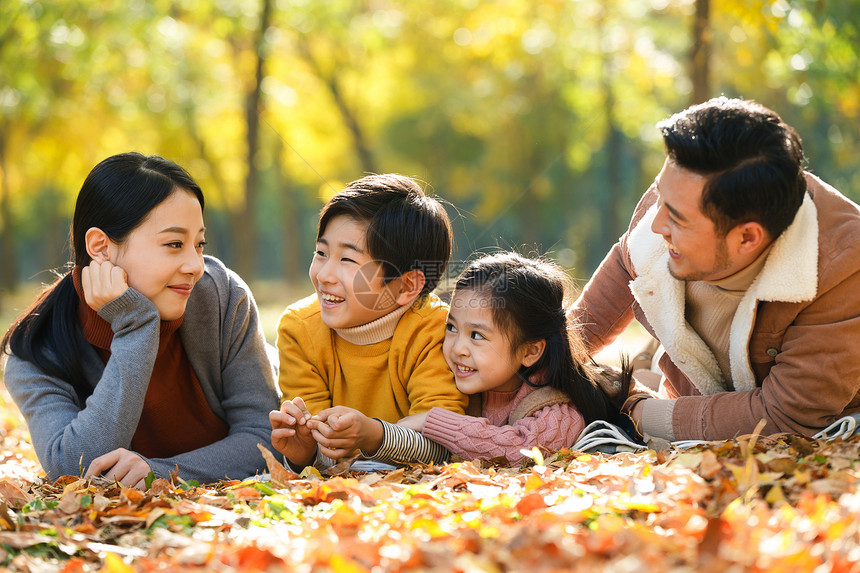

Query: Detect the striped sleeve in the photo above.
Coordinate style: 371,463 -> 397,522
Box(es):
363,420 -> 450,465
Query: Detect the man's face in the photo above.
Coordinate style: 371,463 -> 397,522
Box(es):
650,159 -> 735,282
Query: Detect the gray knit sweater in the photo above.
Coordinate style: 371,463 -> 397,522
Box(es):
3,256 -> 279,483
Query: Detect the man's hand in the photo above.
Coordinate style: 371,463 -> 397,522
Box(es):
81,260 -> 129,312
270,397 -> 317,468
308,406 -> 383,459
84,448 -> 151,489
396,411 -> 429,432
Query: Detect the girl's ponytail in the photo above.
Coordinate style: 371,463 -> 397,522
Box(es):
2,273 -> 91,403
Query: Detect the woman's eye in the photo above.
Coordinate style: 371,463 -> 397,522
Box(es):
167,241 -> 183,249
445,323 -> 457,333
314,250 -> 326,258
196,241 -> 207,250
470,331 -> 485,340
342,257 -> 357,264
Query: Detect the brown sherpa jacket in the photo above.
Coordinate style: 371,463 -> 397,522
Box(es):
569,173 -> 860,440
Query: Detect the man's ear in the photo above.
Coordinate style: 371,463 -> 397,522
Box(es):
520,339 -> 547,368
733,221 -> 769,255
85,227 -> 112,263
393,270 -> 426,306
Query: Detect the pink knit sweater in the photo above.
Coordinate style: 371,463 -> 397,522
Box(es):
421,383 -> 586,464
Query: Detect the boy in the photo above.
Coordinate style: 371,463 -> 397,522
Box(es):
271,174 -> 467,470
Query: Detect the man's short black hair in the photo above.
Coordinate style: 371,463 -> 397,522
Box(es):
658,97 -> 807,238
317,174 -> 453,296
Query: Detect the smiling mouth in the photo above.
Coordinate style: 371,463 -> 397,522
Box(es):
454,363 -> 476,375
666,242 -> 680,257
320,292 -> 345,304
168,285 -> 193,296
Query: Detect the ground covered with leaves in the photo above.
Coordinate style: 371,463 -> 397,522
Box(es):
2,387 -> 860,572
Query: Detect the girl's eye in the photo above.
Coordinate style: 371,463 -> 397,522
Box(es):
167,241 -> 183,249
314,250 -> 326,258
196,241 -> 207,251
445,323 -> 457,333
470,331 -> 485,341
342,257 -> 357,264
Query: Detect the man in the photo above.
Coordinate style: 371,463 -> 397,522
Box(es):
570,97 -> 860,441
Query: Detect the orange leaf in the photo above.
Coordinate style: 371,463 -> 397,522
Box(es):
516,492 -> 547,515
257,443 -> 298,485
119,488 -> 145,506
224,544 -> 283,571
233,487 -> 261,499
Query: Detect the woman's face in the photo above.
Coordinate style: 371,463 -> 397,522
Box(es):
109,189 -> 206,320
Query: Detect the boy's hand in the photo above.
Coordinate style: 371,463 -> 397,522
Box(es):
85,448 -> 151,489
309,406 -> 383,459
396,411 -> 429,432
269,397 -> 317,467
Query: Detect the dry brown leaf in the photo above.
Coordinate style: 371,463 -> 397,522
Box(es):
0,478 -> 32,509
256,443 -> 299,485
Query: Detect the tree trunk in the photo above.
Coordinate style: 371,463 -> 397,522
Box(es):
234,0 -> 272,280
691,0 -> 711,105
274,138 -> 303,284
600,5 -> 623,259
0,127 -> 18,296
297,41 -> 377,174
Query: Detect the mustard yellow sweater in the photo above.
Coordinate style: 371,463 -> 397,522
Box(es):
277,294 -> 467,421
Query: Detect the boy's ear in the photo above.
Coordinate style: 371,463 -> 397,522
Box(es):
520,339 -> 546,368
85,227 -> 112,263
393,270 -> 426,306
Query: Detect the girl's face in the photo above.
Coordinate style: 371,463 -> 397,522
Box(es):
109,189 -> 206,321
443,289 -> 535,395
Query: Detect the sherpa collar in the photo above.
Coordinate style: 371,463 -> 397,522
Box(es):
627,193 -> 818,394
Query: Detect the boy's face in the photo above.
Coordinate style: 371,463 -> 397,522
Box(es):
309,214 -> 404,329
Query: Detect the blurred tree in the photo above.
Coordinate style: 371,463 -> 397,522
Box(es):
0,0 -> 858,294
692,0 -> 712,104
235,0 -> 273,279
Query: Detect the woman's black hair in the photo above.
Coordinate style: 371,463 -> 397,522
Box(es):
453,252 -> 623,424
1,152 -> 204,403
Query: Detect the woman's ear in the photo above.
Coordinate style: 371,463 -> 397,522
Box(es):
393,270 -> 427,306
85,227 -> 112,263
520,339 -> 547,368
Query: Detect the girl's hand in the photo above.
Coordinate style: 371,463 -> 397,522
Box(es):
270,397 -> 317,467
396,411 -> 429,432
84,448 -> 151,489
81,260 -> 129,312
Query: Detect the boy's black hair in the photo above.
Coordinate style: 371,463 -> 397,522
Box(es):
317,174 -> 453,296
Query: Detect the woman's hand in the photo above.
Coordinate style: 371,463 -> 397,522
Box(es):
81,260 -> 129,312
84,448 -> 151,489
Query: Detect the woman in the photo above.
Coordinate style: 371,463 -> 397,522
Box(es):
2,152 -> 278,487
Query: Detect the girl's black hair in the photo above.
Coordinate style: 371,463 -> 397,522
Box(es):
1,152 -> 204,403
453,252 -> 625,424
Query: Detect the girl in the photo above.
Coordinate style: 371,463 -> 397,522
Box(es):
2,152 -> 278,488
397,252 -> 626,464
